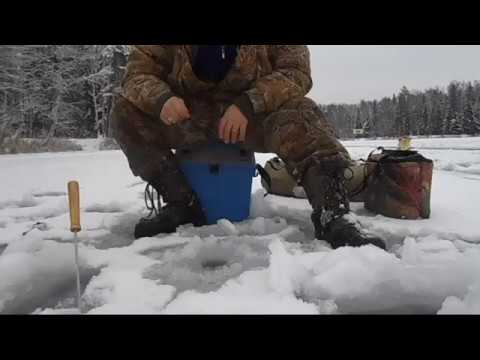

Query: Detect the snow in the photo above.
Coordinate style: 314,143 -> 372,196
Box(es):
438,283 -> 480,314
71,138 -> 103,152
1,137 -> 480,314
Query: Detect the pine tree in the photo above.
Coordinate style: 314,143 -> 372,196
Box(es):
430,105 -> 442,135
442,115 -> 451,135
371,100 -> 378,138
419,97 -> 430,135
447,82 -> 460,116
473,116 -> 480,135
401,86 -> 412,135
363,117 -> 371,137
451,112 -> 464,135
0,46 -> 25,146
444,82 -> 461,135
354,108 -> 361,128
353,108 -> 363,137
395,87 -> 410,136
463,82 -> 475,135
463,102 -> 474,135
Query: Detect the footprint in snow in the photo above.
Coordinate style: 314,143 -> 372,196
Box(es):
84,203 -> 125,214
32,191 -> 67,198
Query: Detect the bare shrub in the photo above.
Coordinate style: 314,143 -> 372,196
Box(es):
0,137 -> 82,154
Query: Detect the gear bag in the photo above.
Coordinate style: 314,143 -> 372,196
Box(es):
364,147 -> 433,219
257,157 -> 307,198
257,157 -> 372,201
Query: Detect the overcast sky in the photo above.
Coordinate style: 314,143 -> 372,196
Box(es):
308,45 -> 480,105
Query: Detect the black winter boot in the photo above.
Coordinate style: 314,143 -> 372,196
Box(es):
302,154 -> 386,250
134,193 -> 206,239
324,216 -> 386,250
134,152 -> 207,239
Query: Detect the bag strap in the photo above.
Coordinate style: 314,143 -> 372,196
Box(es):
268,157 -> 285,171
345,163 -> 371,198
344,147 -> 383,198
256,164 -> 272,193
348,147 -> 388,198
365,146 -> 385,163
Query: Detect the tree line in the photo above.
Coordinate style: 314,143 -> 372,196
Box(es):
0,45 -> 128,147
322,81 -> 480,139
1,45 -> 480,147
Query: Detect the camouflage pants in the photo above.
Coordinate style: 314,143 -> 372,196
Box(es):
111,95 -> 349,184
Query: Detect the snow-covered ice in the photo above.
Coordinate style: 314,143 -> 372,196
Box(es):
1,137 -> 480,314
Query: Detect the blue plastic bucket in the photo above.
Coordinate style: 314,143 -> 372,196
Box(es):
177,143 -> 256,225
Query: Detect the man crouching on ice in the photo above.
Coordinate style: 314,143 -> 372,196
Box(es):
111,45 -> 386,250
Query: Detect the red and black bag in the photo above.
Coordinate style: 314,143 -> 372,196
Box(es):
364,147 -> 434,219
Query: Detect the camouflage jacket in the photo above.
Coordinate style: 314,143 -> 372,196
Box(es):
120,45 -> 312,122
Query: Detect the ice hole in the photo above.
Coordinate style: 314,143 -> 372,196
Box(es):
142,236 -> 271,293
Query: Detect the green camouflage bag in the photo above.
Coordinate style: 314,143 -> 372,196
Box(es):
258,157 -> 372,202
257,157 -> 307,198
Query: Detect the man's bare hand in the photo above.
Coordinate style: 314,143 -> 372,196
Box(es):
160,97 -> 191,126
218,105 -> 248,144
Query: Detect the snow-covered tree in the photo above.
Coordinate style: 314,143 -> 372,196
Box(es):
395,87 -> 411,136
463,82 -> 475,135
473,116 -> 480,135
26,45 -> 89,140
0,45 -> 27,146
450,113 -> 464,135
83,45 -> 129,138
419,96 -> 430,136
443,82 -> 461,135
371,100 -> 378,138
473,101 -> 480,135
322,81 -> 479,139
362,117 -> 371,137
0,45 -> 130,144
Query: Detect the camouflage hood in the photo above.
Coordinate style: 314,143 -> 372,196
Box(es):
120,45 -> 313,122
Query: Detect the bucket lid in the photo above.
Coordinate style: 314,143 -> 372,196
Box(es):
176,143 -> 255,164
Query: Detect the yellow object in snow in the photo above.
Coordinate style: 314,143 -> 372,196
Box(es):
398,136 -> 412,151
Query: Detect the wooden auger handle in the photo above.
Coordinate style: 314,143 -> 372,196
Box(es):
68,181 -> 81,233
